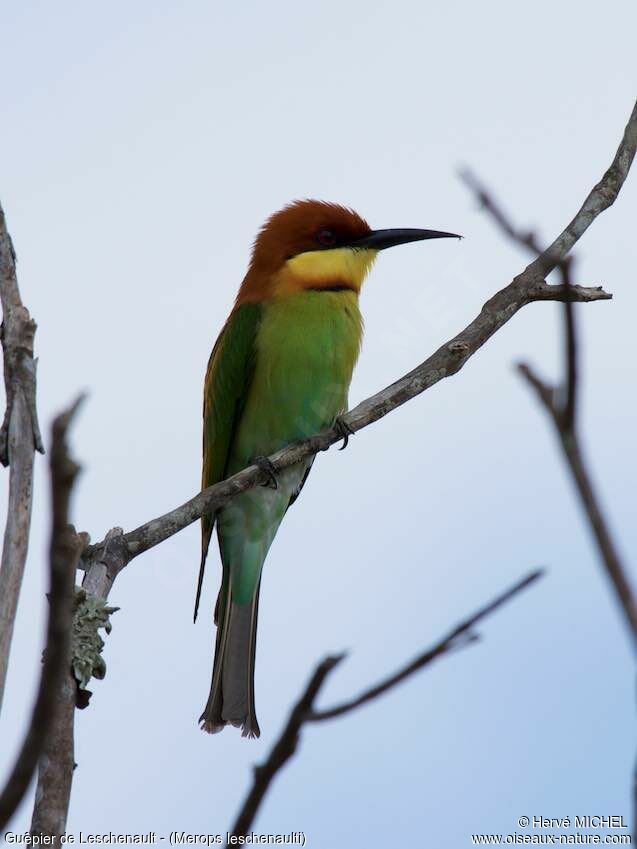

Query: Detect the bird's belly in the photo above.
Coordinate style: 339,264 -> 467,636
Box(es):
230,291 -> 363,466
218,292 -> 362,602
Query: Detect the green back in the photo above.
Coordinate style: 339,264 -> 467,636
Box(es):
200,302 -> 261,564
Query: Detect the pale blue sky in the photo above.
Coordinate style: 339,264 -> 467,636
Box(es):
1,1 -> 636,846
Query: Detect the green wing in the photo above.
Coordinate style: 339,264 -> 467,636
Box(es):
194,302 -> 261,621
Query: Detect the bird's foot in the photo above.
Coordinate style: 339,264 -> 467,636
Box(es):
252,456 -> 278,489
334,416 -> 355,451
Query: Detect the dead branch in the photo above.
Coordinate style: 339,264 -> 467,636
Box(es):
461,172 -> 637,650
229,656 -> 343,842
517,358 -> 637,646
0,398 -> 84,831
463,165 -> 637,834
308,568 -> 543,722
30,669 -> 77,840
28,524 -> 121,836
0,201 -> 45,713
228,570 -> 543,841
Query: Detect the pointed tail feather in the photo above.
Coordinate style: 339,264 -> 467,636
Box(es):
199,579 -> 261,738
194,519 -> 214,624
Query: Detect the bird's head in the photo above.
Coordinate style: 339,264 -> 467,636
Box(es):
238,199 -> 460,302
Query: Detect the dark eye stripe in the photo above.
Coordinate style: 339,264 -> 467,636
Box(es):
317,229 -> 336,247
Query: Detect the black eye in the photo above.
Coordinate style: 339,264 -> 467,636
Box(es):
317,228 -> 337,247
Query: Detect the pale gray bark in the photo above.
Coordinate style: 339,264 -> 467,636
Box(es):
30,670 -> 76,840
0,399 -> 83,831
0,200 -> 44,714
29,524 -> 122,836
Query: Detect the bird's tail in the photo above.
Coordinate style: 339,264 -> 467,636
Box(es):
199,574 -> 261,739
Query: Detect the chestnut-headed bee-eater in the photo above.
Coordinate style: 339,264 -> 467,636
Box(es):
198,200 -> 459,737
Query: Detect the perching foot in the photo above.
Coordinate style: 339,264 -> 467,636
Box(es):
253,456 -> 278,489
334,416 -> 355,451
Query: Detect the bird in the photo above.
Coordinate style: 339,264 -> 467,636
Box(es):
197,199 -> 459,737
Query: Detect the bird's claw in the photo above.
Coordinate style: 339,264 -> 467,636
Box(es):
334,416 -> 355,451
253,456 -> 278,489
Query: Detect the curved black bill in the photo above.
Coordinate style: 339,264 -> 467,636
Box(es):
350,228 -> 462,251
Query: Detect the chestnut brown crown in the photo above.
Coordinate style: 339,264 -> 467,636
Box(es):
250,200 -> 371,272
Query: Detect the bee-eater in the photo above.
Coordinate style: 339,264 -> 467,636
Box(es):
198,200 -> 459,737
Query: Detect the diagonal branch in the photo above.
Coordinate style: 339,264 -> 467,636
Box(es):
80,99 -> 637,579
462,97 -> 637,280
228,655 -> 344,842
78,279 -> 608,579
0,397 -> 84,830
227,569 -> 544,842
0,200 -> 45,714
308,568 -> 543,722
518,359 -> 637,647
463,155 -> 637,835
461,168 -> 637,651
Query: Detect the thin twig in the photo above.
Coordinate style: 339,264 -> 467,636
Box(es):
0,397 -> 84,831
0,201 -> 45,714
460,90 -> 637,278
518,361 -> 637,647
228,570 -> 544,841
309,568 -> 544,721
228,655 -> 344,842
559,258 -> 577,430
461,167 -> 637,650
459,171 -> 581,427
465,148 -> 637,843
459,169 -> 547,256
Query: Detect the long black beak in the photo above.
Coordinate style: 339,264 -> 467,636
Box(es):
350,228 -> 461,251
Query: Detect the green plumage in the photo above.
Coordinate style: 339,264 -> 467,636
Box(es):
199,290 -> 363,736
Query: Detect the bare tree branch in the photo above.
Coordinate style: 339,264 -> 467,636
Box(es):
30,669 -> 76,840
461,169 -> 637,651
518,360 -> 637,648
0,201 -> 45,713
523,260 -> 636,835
532,98 -> 637,277
227,570 -> 544,842
308,568 -> 543,722
29,524 -> 123,837
560,258 -> 578,430
462,97 -> 637,280
228,655 -> 344,843
0,202 -> 44,463
82,86 -> 637,582
464,150 -> 637,839
0,398 -> 84,831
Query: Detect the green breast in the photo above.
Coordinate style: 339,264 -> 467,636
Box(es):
228,290 -> 363,470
